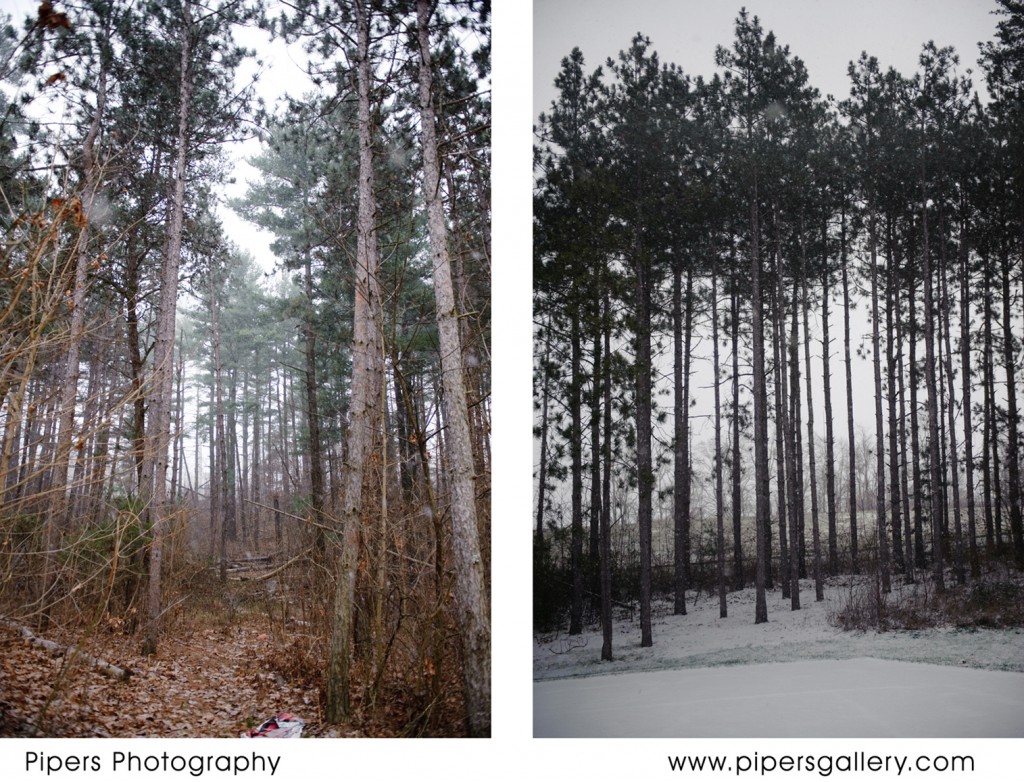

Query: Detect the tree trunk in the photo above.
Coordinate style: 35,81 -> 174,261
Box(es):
982,251 -> 996,554
303,250 -> 325,550
226,369 -> 238,543
731,278 -> 744,590
821,228 -> 838,577
412,0 -> 490,734
869,208 -> 891,594
41,65 -> 107,632
751,177 -> 769,625
209,390 -> 218,561
251,353 -> 262,552
327,0 -> 385,724
569,312 -> 584,634
960,222 -> 979,577
922,167 -> 945,593
908,268 -> 927,569
635,226 -> 654,646
772,283 -> 789,600
535,324 -> 552,545
713,261 -> 727,618
841,206 -> 859,573
589,314 -> 602,611
143,4 -> 194,655
673,264 -> 691,615
786,272 -> 801,610
801,243 -> 823,602
885,218 -> 904,575
212,272 -> 228,584
939,223 -> 965,584
895,263 -> 914,579
170,334 -> 185,502
600,289 -> 613,661
1000,243 -> 1024,569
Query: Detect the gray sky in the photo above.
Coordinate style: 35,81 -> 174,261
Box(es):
535,0 -> 1000,121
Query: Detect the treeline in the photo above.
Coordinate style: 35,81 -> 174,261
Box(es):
0,0 -> 490,735
533,5 -> 1024,655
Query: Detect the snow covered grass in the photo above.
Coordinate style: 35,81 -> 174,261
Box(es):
534,577 -> 1024,737
534,576 -> 1024,681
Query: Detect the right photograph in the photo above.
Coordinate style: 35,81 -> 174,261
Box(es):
532,0 -> 1024,738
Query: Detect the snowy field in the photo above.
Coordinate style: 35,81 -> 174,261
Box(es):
534,578 -> 1024,737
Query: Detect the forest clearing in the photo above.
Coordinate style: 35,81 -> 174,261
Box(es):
1,0 -> 490,738
533,0 -> 1024,738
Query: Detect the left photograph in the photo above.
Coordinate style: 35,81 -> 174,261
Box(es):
0,0 -> 490,737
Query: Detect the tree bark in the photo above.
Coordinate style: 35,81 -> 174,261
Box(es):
884,218 -> 904,576
841,206 -> 859,573
869,208 -> 891,593
821,244 -> 838,576
303,248 -> 325,551
922,163 -> 945,593
731,277 -> 744,590
635,225 -> 654,645
143,3 -> 194,654
959,219 -> 979,577
212,272 -> 228,584
600,289 -> 613,661
801,242 -> 823,602
673,264 -> 691,615
535,326 -> 552,546
41,63 -> 107,632
569,312 -> 584,634
413,0 -> 490,734
751,177 -> 769,625
713,261 -> 727,618
326,0 -> 385,724
982,251 -> 997,554
772,282 -> 789,600
1000,243 -> 1024,569
939,223 -> 965,584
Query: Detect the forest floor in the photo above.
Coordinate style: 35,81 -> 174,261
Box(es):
0,608 -> 321,737
0,574 -> 465,737
534,572 -> 1024,736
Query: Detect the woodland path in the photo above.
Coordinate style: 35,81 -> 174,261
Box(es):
0,608 -> 326,738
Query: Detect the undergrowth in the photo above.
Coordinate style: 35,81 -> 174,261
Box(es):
829,570 -> 1024,632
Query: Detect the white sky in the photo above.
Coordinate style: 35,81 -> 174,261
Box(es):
218,8 -> 314,275
535,0 -> 1000,120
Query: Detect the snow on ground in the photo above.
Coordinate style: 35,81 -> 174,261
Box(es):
534,578 -> 1024,737
534,657 -> 1024,737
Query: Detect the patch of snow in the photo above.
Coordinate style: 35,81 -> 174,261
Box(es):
535,578 -> 1024,680
534,578 -> 1024,737
535,657 -> 1024,737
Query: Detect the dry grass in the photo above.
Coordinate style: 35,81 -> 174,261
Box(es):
829,570 -> 1024,632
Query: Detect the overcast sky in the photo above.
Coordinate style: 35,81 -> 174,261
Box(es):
535,0 -> 1001,121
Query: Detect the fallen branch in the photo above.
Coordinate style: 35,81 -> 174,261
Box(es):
249,548 -> 311,582
0,618 -> 133,681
